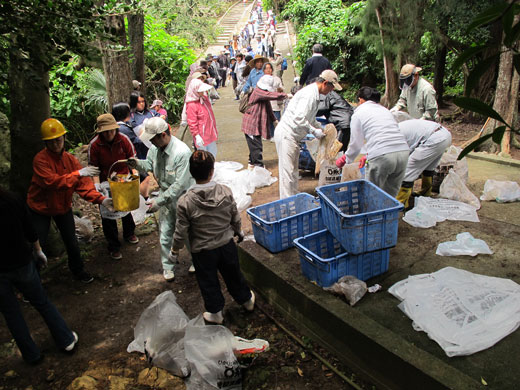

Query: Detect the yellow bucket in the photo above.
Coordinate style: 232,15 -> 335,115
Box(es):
107,160 -> 140,212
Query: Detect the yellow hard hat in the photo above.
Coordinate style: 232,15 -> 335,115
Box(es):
41,118 -> 67,140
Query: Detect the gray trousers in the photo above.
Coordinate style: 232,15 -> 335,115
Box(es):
403,128 -> 452,182
367,150 -> 409,197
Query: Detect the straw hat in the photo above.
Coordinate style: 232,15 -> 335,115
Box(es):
248,54 -> 269,68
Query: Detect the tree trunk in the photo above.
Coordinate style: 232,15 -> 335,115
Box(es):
8,41 -> 50,195
478,35 -> 519,154
375,5 -> 399,108
128,11 -> 145,94
433,44 -> 446,107
100,15 -> 133,109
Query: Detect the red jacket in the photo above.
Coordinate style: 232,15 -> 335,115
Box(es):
27,149 -> 105,216
241,88 -> 285,139
88,132 -> 136,182
186,95 -> 218,146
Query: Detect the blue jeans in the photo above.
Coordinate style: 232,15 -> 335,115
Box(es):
0,262 -> 74,362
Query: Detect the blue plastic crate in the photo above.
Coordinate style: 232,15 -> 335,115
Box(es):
316,180 -> 403,254
294,229 -> 390,287
246,193 -> 324,253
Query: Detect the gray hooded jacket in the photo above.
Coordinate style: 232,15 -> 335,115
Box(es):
172,182 -> 241,253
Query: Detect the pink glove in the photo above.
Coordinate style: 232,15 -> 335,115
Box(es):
335,154 -> 346,168
358,155 -> 367,169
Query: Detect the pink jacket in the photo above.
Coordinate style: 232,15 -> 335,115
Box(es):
186,95 -> 218,145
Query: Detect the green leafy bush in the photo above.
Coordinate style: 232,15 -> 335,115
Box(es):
144,16 -> 196,121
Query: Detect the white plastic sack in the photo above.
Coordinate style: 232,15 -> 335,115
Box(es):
402,197 -> 479,228
74,216 -> 94,242
212,161 -> 277,212
439,145 -> 469,183
249,166 -> 278,189
436,232 -> 493,257
388,267 -> 520,356
184,315 -> 241,390
318,159 -> 342,186
130,195 -> 149,225
480,179 -> 520,203
325,275 -> 367,306
127,291 -> 190,378
439,169 -> 480,209
97,181 -> 130,220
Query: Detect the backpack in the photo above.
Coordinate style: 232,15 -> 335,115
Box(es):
239,89 -> 252,114
281,58 -> 288,70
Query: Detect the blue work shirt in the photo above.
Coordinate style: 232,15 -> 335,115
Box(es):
242,68 -> 264,93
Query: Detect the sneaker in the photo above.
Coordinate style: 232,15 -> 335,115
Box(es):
232,337 -> 269,356
75,271 -> 94,284
188,264 -> 196,273
110,251 -> 123,260
125,235 -> 139,244
243,291 -> 255,311
203,311 -> 224,324
163,269 -> 175,282
64,331 -> 78,352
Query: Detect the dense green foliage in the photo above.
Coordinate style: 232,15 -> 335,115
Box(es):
282,1 -> 379,96
277,0 -> 503,100
145,0 -> 232,47
144,16 -> 196,121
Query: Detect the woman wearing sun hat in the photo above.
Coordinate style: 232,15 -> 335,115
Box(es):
186,78 -> 219,158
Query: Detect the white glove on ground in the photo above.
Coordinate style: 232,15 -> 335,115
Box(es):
78,166 -> 100,177
34,249 -> 48,269
101,198 -> 115,212
312,128 -> 325,139
195,134 -> 205,148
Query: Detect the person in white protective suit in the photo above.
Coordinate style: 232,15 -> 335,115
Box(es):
127,117 -> 194,281
390,64 -> 439,121
274,70 -> 342,199
395,119 -> 452,208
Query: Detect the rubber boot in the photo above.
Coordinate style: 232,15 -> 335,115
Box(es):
418,171 -> 434,197
396,182 -> 413,209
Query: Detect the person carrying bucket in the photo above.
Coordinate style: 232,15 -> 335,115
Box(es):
88,113 -> 139,260
127,117 -> 194,282
27,118 -> 115,284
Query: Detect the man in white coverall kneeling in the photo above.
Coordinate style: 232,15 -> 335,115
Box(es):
396,119 -> 452,208
274,70 -> 342,199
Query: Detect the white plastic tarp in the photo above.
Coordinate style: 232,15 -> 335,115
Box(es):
402,197 -> 479,228
388,267 -> 520,357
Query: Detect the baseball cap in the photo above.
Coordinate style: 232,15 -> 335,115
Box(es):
139,117 -> 169,142
319,70 -> 342,91
400,64 -> 421,78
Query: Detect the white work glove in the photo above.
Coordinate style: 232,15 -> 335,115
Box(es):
146,200 -> 160,214
126,157 -> 138,169
94,183 -> 102,191
34,249 -> 48,269
168,249 -> 179,263
389,106 -> 398,113
195,134 -> 205,148
312,128 -> 325,140
78,166 -> 100,177
101,198 -> 115,212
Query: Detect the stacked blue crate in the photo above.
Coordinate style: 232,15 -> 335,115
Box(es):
293,180 -> 403,287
